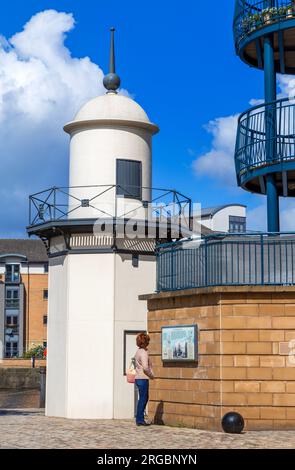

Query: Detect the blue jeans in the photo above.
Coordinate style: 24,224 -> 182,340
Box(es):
135,379 -> 149,424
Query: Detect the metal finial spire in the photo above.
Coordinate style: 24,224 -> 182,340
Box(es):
109,27 -> 115,74
103,27 -> 121,94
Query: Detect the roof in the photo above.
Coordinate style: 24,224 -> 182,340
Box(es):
189,220 -> 215,236
0,239 -> 48,263
64,94 -> 159,135
201,204 -> 246,219
199,224 -> 214,236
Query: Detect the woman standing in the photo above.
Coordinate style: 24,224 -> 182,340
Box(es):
135,332 -> 154,426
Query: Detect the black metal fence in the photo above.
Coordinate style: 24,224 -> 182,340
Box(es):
156,233 -> 295,292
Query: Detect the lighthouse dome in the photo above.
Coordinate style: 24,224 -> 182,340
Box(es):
76,93 -> 149,123
64,93 -> 159,135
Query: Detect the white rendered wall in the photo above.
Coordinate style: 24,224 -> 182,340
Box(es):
46,248 -> 156,419
66,253 -> 115,419
68,126 -> 152,219
46,255 -> 69,417
21,265 -> 46,275
200,217 -> 212,231
212,206 -> 246,232
200,206 -> 246,233
46,252 -> 116,419
113,253 -> 156,419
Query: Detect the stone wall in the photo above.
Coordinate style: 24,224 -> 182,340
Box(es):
141,286 -> 295,431
0,367 -> 43,408
0,368 -> 40,389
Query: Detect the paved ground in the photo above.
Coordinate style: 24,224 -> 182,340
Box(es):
0,409 -> 295,449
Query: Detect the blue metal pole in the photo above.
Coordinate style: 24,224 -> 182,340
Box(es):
266,174 -> 280,232
264,34 -> 280,232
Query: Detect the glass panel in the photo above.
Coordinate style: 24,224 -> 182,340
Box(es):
6,288 -> 20,308
5,264 -> 20,283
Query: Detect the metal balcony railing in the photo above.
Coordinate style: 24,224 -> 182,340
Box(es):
156,233 -> 295,292
5,299 -> 20,309
28,185 -> 192,228
234,0 -> 295,50
235,97 -> 295,184
5,274 -> 20,284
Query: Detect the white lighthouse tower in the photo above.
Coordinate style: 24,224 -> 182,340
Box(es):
27,29 -> 191,420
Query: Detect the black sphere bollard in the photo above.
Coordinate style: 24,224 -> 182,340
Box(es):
222,412 -> 244,434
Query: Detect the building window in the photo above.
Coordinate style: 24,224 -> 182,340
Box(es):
229,216 -> 246,233
44,262 -> 49,273
43,315 -> 48,325
6,316 -> 18,326
43,289 -> 48,300
5,264 -> 20,284
5,342 -> 18,358
116,159 -> 142,200
132,254 -> 139,268
5,288 -> 20,309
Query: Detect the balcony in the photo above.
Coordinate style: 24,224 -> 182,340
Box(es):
156,233 -> 295,292
235,97 -> 295,195
27,185 -> 193,246
5,298 -> 20,309
234,1 -> 295,72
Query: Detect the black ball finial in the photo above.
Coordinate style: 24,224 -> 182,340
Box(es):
103,73 -> 121,92
222,412 -> 244,434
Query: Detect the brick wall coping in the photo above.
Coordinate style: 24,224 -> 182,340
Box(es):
0,359 -> 46,368
139,285 -> 295,301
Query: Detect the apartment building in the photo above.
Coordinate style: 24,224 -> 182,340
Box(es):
0,239 -> 48,359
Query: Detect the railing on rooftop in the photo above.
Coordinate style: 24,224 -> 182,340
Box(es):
234,0 -> 295,51
156,233 -> 295,292
235,97 -> 295,185
28,185 -> 192,228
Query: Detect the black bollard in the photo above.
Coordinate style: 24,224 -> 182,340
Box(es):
39,366 -> 46,408
31,356 -> 36,368
222,412 -> 244,434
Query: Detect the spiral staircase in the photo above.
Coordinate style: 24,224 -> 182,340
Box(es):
234,0 -> 295,231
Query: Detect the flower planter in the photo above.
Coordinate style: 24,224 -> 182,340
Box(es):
287,8 -> 294,18
263,13 -> 273,24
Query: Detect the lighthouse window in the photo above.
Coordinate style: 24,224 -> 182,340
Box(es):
116,159 -> 142,200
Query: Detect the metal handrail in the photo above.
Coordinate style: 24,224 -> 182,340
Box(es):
28,185 -> 192,227
235,97 -> 295,181
156,232 -> 295,292
234,0 -> 295,51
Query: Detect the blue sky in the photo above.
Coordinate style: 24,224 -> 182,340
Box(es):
0,0 -> 293,236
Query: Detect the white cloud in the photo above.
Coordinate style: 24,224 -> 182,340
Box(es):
245,199 -> 295,232
193,114 -> 239,185
278,74 -> 295,97
247,203 -> 267,232
0,9 -> 116,236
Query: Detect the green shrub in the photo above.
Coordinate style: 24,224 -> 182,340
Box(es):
23,345 -> 45,359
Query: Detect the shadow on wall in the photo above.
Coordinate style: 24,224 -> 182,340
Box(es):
153,400 -> 165,425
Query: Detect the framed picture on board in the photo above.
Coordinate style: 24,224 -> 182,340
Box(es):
161,325 -> 198,362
